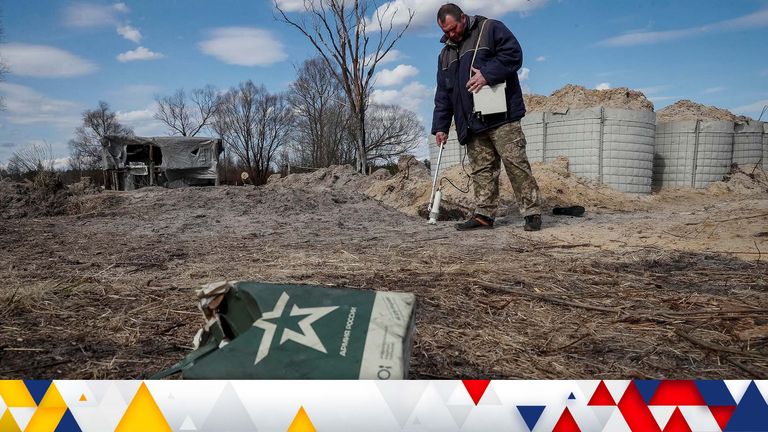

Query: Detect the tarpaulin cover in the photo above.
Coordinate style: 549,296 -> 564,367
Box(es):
101,135 -> 222,173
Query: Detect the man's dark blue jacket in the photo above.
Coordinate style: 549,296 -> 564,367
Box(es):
431,15 -> 526,145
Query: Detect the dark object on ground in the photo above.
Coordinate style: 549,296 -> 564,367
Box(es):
154,281 -> 416,379
524,214 -> 542,231
456,214 -> 494,230
553,206 -> 586,217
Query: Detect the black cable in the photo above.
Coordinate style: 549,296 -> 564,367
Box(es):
438,149 -> 472,194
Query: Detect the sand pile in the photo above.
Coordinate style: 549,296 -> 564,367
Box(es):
524,84 -> 654,113
706,165 -> 768,195
276,164 -> 365,191
656,100 -> 751,123
365,156 -> 650,218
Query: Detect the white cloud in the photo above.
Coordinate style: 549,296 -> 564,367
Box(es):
374,64 -> 419,87
732,99 -> 768,116
648,96 -> 680,103
600,8 -> 768,47
116,104 -> 167,136
274,0 -> 307,12
596,82 -> 611,90
113,2 -> 129,13
367,49 -> 406,66
535,56 -> 546,62
368,0 -> 548,28
199,27 -> 288,66
0,83 -> 81,128
371,81 -> 431,113
0,43 -> 97,78
117,46 -> 165,62
64,2 -> 128,27
518,67 -> 530,81
117,24 -> 142,43
637,85 -> 668,95
702,86 -> 726,94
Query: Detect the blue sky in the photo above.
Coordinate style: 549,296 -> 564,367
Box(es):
1,0 -> 767,166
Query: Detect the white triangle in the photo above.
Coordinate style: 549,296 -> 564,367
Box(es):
54,381 -> 97,408
114,381 -> 142,406
602,407 -> 632,432
446,383 -> 473,405
725,380 -> 751,404
9,407 -> 36,431
649,405 -> 676,430
447,404 -> 473,428
577,381 -> 601,404
86,381 -> 111,404
591,406 -> 616,429
604,381 -> 631,404
430,381 -> 460,404
481,386 -> 502,406
180,415 -> 197,431
376,381 -> 429,428
0,395 -> 6,412
200,382 -> 257,432
680,406 -> 721,432
755,381 -> 768,405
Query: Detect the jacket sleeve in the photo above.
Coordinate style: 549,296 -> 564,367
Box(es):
479,20 -> 523,86
431,56 -> 453,135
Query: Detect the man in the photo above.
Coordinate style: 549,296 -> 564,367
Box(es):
432,3 -> 542,231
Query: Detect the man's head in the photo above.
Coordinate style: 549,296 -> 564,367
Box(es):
437,3 -> 466,43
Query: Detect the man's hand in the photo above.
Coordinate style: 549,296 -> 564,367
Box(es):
466,67 -> 487,93
435,132 -> 448,147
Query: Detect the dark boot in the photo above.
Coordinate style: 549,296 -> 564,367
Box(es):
455,214 -> 494,231
524,214 -> 542,231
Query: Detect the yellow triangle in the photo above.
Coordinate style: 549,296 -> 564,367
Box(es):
115,382 -> 171,432
24,407 -> 67,432
79,394 -> 87,402
0,381 -> 36,408
0,409 -> 22,432
38,383 -> 67,409
287,406 -> 316,432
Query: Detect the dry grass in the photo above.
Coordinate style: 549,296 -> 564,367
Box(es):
1,168 -> 766,379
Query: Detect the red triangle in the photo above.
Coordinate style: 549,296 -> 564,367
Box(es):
462,380 -> 490,405
663,407 -> 692,432
617,382 -> 662,432
588,381 -> 616,406
709,406 -> 736,431
649,381 -> 706,406
553,407 -> 581,432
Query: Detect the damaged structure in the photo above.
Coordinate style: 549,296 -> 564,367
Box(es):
101,135 -> 223,190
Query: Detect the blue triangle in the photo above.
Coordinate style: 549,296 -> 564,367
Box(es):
568,392 -> 576,400
634,380 -> 661,404
696,380 -> 736,406
54,408 -> 83,432
517,405 -> 546,431
23,380 -> 52,405
724,381 -> 768,431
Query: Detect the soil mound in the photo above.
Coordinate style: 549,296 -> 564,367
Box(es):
656,99 -> 751,123
524,84 -> 654,112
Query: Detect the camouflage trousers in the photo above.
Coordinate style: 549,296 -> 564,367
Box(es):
466,121 -> 542,218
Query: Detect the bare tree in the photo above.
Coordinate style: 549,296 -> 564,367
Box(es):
69,101 -> 133,172
213,81 -> 294,185
288,57 -> 355,168
365,103 -> 424,164
275,0 -> 415,174
154,85 -> 219,137
7,140 -> 54,175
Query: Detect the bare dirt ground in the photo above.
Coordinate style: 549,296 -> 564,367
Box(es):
1,162 -> 767,380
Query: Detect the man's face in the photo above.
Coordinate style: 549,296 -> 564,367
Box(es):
439,14 -> 466,43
